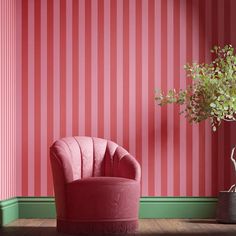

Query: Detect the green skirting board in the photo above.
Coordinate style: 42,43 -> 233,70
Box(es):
0,197 -> 217,226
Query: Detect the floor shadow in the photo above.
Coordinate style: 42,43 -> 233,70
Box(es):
1,227 -> 236,236
183,219 -> 218,224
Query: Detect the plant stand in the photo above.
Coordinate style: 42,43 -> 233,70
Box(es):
217,191 -> 236,223
217,147 -> 236,223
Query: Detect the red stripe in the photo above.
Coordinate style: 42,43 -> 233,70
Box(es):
186,0 -> 193,196
211,0 -> 218,196
123,0 -> 129,151
110,0 -> 117,142
98,0 -> 104,138
34,0 -> 41,196
173,0 -> 180,196
22,0 -> 28,196
198,0 -> 206,196
60,0 -> 66,138
161,0 -> 167,196
135,0 -> 142,167
47,0 -> 54,196
72,0 -> 79,136
148,0 -> 155,196
85,0 -> 91,136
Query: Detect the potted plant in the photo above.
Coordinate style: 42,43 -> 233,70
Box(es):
155,44 -> 236,223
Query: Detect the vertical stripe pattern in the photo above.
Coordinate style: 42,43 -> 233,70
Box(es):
0,0 -> 16,200
14,0 -> 236,197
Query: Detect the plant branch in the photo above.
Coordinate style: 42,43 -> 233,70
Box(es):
229,147 -> 236,191
228,184 -> 236,192
223,118 -> 236,122
230,146 -> 236,172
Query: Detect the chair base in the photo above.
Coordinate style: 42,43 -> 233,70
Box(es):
57,219 -> 138,235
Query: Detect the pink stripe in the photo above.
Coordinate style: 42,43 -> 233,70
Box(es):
12,0 -> 15,197
167,0 -> 174,196
0,1 -> 3,199
41,0 -> 47,195
1,0 -> 3,198
7,0 -> 9,198
179,0 -> 187,196
110,0 -> 117,143
2,0 -> 4,199
2,0 -> 6,198
47,0 -> 54,195
0,0 -> 2,199
28,0 -> 35,196
141,0 -> 148,196
103,0 -> 110,139
154,0 -> 161,196
91,0 -> 98,137
14,0 -> 16,197
97,0 -> 104,138
4,14 -> 6,195
16,0 -> 22,197
85,0 -> 91,136
204,0 -> 212,196
192,0 -> 199,196
6,0 -> 8,198
116,0 -> 123,146
8,1 -> 10,195
186,0 -> 193,196
66,0 -> 73,136
147,0 -> 155,196
53,0 -> 60,141
7,0 -> 9,197
129,0 -> 136,156
1,0 -> 3,199
6,3 -> 7,200
78,0 -> 85,135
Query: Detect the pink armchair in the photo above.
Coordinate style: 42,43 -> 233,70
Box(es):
50,136 -> 141,234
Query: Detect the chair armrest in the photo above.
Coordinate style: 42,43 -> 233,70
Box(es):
117,154 -> 141,182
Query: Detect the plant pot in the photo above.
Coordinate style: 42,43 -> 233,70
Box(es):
217,191 -> 236,223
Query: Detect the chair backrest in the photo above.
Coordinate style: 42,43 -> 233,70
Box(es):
50,136 -> 129,183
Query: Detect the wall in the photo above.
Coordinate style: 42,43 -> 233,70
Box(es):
0,0 -> 16,201
16,0 -> 236,197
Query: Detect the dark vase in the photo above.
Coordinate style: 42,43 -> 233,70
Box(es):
217,191 -> 236,223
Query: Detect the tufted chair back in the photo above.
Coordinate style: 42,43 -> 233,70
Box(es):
50,136 -> 140,183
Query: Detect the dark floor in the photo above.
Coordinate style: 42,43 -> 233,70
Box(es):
1,219 -> 236,236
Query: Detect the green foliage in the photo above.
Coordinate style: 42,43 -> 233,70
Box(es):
155,45 -> 236,131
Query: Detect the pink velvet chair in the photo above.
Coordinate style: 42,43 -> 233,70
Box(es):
50,136 -> 141,234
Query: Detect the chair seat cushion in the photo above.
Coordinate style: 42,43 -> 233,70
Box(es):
65,177 -> 140,221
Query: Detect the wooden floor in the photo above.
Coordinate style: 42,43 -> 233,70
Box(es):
1,219 -> 236,236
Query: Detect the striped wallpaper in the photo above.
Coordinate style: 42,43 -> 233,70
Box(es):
0,0 -> 16,201
15,0 -> 236,197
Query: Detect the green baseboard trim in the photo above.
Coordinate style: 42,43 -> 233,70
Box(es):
18,197 -> 56,219
0,198 -> 18,226
0,197 -> 218,226
139,197 -> 217,218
